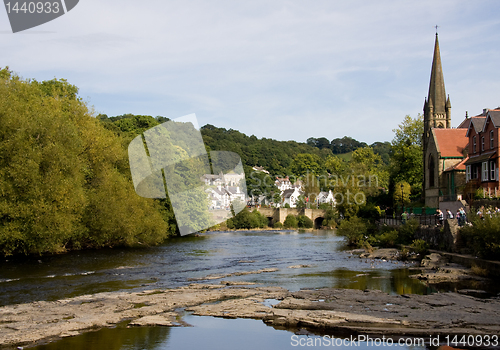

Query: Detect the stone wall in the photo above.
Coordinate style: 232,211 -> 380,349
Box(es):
414,219 -> 459,252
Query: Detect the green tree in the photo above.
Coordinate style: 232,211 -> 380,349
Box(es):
0,68 -> 171,256
336,216 -> 368,246
390,115 -> 423,199
289,153 -> 324,177
393,181 -> 411,207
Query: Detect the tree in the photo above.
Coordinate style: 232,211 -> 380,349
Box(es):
289,153 -> 324,177
390,115 -> 424,199
0,68 -> 172,256
393,181 -> 411,207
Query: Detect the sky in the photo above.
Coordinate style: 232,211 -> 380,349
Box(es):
1,0 -> 500,145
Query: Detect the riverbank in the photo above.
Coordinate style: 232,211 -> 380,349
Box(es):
2,280 -> 500,349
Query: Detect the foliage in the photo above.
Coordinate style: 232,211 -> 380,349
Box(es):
273,221 -> 283,229
0,68 -> 171,256
357,204 -> 382,221
226,208 -> 268,229
283,214 -> 299,229
375,229 -> 399,247
393,181 -> 411,206
336,216 -> 368,246
459,211 -> 500,259
201,124 -> 331,177
295,195 -> 306,209
297,215 -> 314,228
410,239 -> 429,256
289,153 -> 324,177
322,208 -> 338,228
390,115 -> 424,199
398,219 -> 419,244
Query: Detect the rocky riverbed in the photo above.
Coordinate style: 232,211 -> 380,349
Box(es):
1,276 -> 500,349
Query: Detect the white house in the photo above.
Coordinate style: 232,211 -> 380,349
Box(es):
282,187 -> 302,208
317,190 -> 335,206
207,184 -> 247,209
275,176 -> 293,192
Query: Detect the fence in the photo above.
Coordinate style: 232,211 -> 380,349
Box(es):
379,214 -> 438,226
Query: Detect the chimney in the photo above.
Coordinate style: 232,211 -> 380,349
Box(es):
483,108 -> 488,115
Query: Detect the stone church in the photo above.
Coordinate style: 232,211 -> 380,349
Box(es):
422,33 -> 468,209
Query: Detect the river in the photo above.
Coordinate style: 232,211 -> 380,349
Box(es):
0,229 -> 486,349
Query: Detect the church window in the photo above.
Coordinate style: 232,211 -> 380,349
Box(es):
429,156 -> 435,187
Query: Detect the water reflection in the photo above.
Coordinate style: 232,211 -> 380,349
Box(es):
296,268 -> 435,295
33,323 -> 171,350
32,315 -> 428,350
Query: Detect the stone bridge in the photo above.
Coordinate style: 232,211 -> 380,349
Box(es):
255,208 -> 327,228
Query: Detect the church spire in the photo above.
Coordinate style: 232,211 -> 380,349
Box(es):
427,33 -> 447,115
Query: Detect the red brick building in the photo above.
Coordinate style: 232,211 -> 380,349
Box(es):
464,108 -> 500,198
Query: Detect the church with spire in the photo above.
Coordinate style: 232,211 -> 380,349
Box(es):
423,33 -> 469,209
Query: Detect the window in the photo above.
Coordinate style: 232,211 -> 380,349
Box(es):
491,161 -> 496,181
473,136 -> 477,153
466,165 -> 471,182
482,137 -> 485,151
472,165 -> 478,179
491,130 -> 495,149
482,162 -> 489,181
428,156 -> 435,187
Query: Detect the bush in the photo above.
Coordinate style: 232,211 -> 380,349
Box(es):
357,204 -> 382,221
227,208 -> 269,229
283,214 -> 298,229
297,215 -> 314,228
398,219 -> 419,244
283,203 -> 290,208
322,208 -> 338,228
273,221 -> 283,229
375,229 -> 399,247
459,212 -> 500,259
336,216 -> 368,246
410,239 -> 429,256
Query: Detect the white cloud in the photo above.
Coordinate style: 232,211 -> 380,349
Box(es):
1,0 -> 500,144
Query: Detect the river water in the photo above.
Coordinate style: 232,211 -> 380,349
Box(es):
0,229 -> 486,349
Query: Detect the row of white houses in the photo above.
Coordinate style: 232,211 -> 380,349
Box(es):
203,172 -> 336,210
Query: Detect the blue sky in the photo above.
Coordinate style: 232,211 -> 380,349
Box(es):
1,0 -> 500,144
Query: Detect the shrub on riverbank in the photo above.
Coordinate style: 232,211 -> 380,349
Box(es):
297,215 -> 314,228
225,208 -> 268,229
283,214 -> 299,229
459,211 -> 500,260
336,216 -> 368,246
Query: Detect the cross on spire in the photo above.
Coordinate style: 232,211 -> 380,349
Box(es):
435,25 -> 439,35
